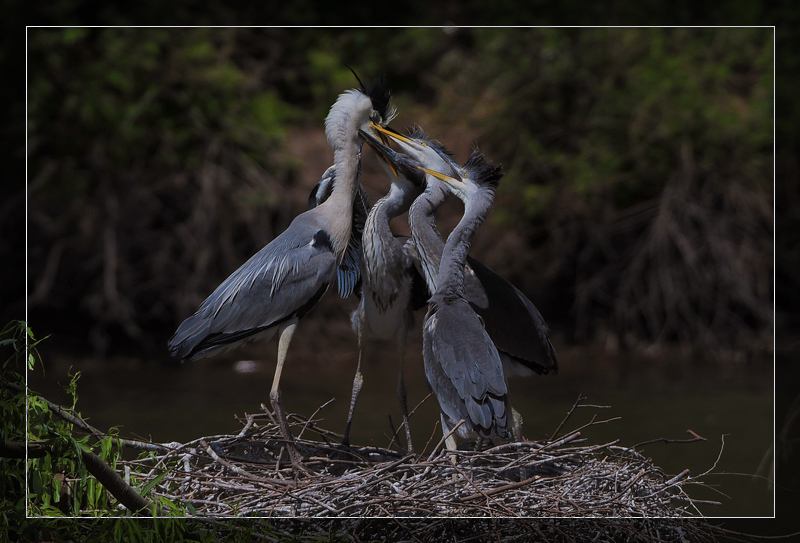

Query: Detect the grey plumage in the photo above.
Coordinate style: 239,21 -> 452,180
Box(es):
422,151 -> 510,442
307,166 -> 370,299
168,211 -> 336,362
372,125 -> 557,376
366,123 -> 558,442
169,83 -> 392,467
356,131 -> 513,442
341,131 -> 428,451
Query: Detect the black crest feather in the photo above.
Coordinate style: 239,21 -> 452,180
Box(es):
345,65 -> 393,123
365,74 -> 392,123
464,149 -> 503,189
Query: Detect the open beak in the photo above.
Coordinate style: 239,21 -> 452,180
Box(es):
369,122 -> 415,145
368,123 -> 463,183
358,128 -> 400,179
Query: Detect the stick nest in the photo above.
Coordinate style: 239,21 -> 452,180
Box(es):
122,401 -> 714,519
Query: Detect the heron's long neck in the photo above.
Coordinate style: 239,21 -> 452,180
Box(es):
361,180 -> 418,289
366,180 -> 419,242
408,179 -> 449,292
320,145 -> 362,259
436,190 -> 492,300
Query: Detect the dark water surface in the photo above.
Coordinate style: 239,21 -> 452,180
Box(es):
30,330 -> 773,518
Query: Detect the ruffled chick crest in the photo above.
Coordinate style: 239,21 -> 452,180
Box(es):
324,89 -> 375,151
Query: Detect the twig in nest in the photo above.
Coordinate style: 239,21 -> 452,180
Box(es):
427,419 -> 465,462
296,398 -> 335,440
549,394 -> 586,440
450,462 -> 519,517
419,419 -> 441,457
236,413 -> 257,438
633,429 -> 707,449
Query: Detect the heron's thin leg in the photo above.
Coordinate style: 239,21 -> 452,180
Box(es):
343,310 -> 366,447
396,331 -> 414,454
510,406 -> 524,442
503,383 -> 524,441
442,414 -> 458,467
270,320 -> 303,468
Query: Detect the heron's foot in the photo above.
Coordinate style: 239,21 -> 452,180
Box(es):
341,417 -> 355,449
342,369 -> 363,450
284,441 -> 314,475
268,397 -> 314,475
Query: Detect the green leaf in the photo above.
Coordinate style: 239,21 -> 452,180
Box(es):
140,469 -> 170,497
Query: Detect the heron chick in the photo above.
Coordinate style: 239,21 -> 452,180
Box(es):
364,125 -> 558,445
358,129 -> 511,448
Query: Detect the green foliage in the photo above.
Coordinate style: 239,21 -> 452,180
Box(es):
0,323 -> 113,519
2,322 -> 316,540
454,28 -> 773,222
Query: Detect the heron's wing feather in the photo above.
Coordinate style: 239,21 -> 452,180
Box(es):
336,227 -> 361,298
335,182 -> 370,298
169,215 -> 336,360
424,305 -> 508,436
465,256 -> 558,374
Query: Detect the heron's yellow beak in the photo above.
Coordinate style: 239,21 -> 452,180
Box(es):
359,127 -> 399,179
369,122 -> 414,145
421,167 -> 462,183
369,123 -> 462,183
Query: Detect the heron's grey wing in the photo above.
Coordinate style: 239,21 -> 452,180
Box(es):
169,215 -> 337,361
424,303 -> 509,437
465,256 -> 558,375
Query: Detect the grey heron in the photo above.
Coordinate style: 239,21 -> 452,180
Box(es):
364,125 -> 557,442
357,129 -> 510,447
168,82 -> 393,466
421,150 -> 510,448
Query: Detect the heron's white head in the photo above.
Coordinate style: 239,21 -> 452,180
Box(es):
325,90 -> 373,151
325,76 -> 396,152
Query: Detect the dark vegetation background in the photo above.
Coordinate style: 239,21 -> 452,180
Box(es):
23,27 -> 773,362
2,7 -> 796,539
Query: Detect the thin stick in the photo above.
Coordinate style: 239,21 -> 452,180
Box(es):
549,394 -> 586,441
296,398 -> 335,440
387,392 -> 432,451
427,420 -> 465,462
633,429 -> 707,449
419,419 -> 441,457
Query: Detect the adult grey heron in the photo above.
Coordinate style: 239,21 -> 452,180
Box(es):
168,82 -> 393,466
365,125 -> 557,441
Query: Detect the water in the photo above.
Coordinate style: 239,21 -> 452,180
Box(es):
29,325 -> 773,518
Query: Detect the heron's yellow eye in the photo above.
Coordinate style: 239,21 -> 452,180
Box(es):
421,142 -> 428,147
